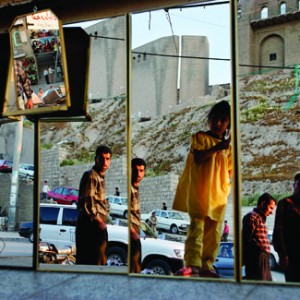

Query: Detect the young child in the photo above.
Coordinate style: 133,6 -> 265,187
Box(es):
173,100 -> 232,277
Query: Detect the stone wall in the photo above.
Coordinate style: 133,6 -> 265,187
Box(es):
41,147 -> 179,213
0,173 -> 34,229
1,143 -> 294,228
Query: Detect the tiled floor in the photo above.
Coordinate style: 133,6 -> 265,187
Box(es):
0,268 -> 300,300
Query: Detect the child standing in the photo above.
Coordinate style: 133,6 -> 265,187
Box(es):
173,100 -> 232,277
42,180 -> 50,201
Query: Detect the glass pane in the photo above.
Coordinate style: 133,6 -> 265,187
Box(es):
0,120 -> 34,268
130,1 -> 233,279
238,0 -> 299,284
38,16 -> 127,273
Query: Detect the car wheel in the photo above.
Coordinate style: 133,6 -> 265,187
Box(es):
107,246 -> 127,264
146,259 -> 172,275
269,253 -> 276,270
170,224 -> 179,234
29,231 -> 34,243
123,210 -> 128,219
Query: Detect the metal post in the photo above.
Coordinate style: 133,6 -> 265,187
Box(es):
7,117 -> 23,231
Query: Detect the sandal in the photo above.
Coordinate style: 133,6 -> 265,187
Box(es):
175,266 -> 200,277
198,269 -> 220,278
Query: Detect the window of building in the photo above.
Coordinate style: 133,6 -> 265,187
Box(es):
261,6 -> 268,19
280,2 -> 286,14
270,53 -> 277,61
238,8 -> 242,19
299,0 -> 300,10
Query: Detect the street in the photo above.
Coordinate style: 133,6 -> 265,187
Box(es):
0,238 -> 33,267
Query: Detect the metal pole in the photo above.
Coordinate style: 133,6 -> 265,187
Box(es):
7,116 -> 23,231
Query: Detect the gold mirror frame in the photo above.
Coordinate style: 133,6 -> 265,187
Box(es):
2,9 -> 70,116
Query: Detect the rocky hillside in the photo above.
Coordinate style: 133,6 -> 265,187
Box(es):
40,68 -> 300,185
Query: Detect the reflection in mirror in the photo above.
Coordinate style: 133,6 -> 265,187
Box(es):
238,0 -> 300,284
130,2 -> 232,279
3,9 -> 70,116
0,119 -> 34,268
38,15 -> 127,273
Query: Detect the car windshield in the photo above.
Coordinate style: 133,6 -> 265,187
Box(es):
218,243 -> 234,258
168,212 -> 184,220
69,189 -> 79,196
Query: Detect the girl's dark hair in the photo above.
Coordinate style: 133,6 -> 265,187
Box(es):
208,100 -> 231,122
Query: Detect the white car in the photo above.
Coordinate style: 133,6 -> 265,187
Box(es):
19,163 -> 34,179
141,209 -> 190,234
107,195 -> 128,219
30,204 -> 184,275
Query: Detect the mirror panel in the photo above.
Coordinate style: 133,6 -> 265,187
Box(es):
38,15 -> 127,273
2,9 -> 70,116
0,119 -> 35,268
130,1 -> 233,279
238,0 -> 299,284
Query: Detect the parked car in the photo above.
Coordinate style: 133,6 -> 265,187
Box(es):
47,186 -> 79,206
19,163 -> 34,179
18,221 -> 35,243
18,204 -> 185,275
268,230 -> 279,270
141,209 -> 190,234
107,195 -> 128,219
213,242 -> 245,278
0,159 -> 13,172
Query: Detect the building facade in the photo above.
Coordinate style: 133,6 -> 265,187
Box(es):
85,17 -> 209,118
238,0 -> 300,76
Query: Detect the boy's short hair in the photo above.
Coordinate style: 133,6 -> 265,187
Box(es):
257,192 -> 276,207
131,158 -> 146,169
294,173 -> 300,182
95,145 -> 112,158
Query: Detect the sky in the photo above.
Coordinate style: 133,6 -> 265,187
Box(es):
65,1 -> 231,85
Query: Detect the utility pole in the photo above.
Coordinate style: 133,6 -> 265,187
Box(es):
7,117 -> 23,231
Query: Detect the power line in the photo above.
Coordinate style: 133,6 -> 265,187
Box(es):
132,50 -> 229,62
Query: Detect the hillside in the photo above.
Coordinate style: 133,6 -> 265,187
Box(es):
40,68 -> 300,183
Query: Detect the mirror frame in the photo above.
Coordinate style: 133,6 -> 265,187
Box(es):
2,9 -> 71,117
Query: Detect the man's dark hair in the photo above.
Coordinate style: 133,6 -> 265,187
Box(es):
95,145 -> 112,159
131,158 -> 146,169
294,173 -> 300,182
257,192 -> 276,207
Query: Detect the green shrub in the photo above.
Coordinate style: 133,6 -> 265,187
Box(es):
60,159 -> 75,166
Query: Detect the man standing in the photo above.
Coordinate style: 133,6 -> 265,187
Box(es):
242,193 -> 276,281
130,158 -> 146,273
273,173 -> 300,282
76,145 -> 112,265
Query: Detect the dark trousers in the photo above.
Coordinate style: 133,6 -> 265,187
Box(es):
245,251 -> 272,281
130,224 -> 141,273
285,257 -> 300,282
76,211 -> 108,265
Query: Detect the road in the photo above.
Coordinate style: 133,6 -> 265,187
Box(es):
0,239 -> 33,267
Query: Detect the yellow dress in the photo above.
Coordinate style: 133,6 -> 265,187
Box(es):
173,131 -> 232,222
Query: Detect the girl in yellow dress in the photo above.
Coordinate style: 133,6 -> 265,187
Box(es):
173,100 -> 232,277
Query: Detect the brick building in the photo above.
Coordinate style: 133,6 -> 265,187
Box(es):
238,0 -> 300,76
